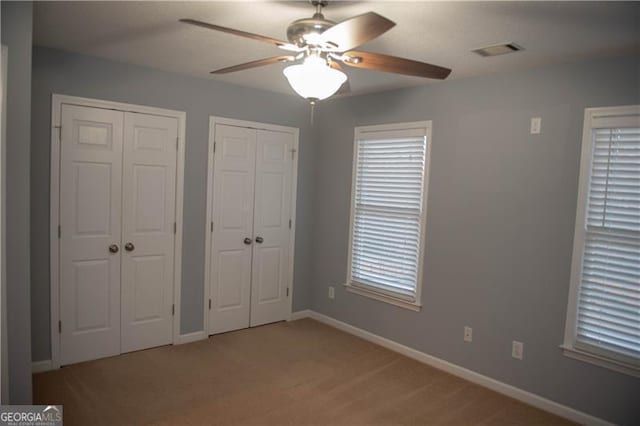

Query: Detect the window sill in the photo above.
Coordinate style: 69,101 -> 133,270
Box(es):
345,283 -> 421,312
560,344 -> 640,379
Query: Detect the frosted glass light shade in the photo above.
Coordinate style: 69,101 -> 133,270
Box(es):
283,55 -> 347,101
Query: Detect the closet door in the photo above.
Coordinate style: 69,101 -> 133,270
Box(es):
121,112 -> 178,353
209,124 -> 256,334
59,105 -> 123,365
251,130 -> 293,327
250,130 -> 293,326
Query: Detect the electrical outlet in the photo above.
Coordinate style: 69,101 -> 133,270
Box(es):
512,341 -> 524,360
328,286 -> 335,300
530,117 -> 541,134
464,326 -> 473,343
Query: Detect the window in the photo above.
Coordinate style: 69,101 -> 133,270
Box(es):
346,121 -> 432,311
563,106 -> 640,377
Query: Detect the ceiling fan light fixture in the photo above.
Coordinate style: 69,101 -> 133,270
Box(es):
283,55 -> 347,101
302,31 -> 323,45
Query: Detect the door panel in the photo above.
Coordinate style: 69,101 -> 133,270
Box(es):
250,130 -> 293,327
209,124 -> 256,334
59,104 -> 123,366
216,250 -> 247,309
133,166 -> 167,232
121,112 -> 177,353
131,255 -> 165,321
73,260 -> 111,331
74,163 -> 112,234
256,247 -> 282,302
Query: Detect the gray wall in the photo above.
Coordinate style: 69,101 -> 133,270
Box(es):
310,55 -> 640,425
2,1 -> 33,404
31,47 -> 314,361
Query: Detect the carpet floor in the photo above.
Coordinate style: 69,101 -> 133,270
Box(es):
33,318 -> 574,425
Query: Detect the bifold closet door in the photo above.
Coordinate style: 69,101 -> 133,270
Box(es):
209,124 -> 293,335
59,104 -> 123,366
209,124 -> 256,334
249,130 -> 293,327
120,112 -> 178,353
59,104 -> 179,365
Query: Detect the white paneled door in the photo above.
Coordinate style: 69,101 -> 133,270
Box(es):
121,113 -> 178,353
59,104 -> 179,365
59,104 -> 124,365
209,124 -> 256,334
209,124 -> 294,335
250,130 -> 294,327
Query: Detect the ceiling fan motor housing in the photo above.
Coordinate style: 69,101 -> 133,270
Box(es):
286,14 -> 336,47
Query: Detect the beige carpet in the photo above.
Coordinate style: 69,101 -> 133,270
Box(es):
33,318 -> 574,425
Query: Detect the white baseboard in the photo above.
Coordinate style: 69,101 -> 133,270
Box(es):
294,310 -> 611,426
32,360 -> 53,374
34,332 -> 206,373
174,330 -> 207,345
289,309 -> 312,321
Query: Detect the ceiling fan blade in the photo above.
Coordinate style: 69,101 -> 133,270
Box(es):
180,18 -> 300,51
319,12 -> 395,52
342,51 -> 451,79
329,61 -> 350,95
211,56 -> 295,74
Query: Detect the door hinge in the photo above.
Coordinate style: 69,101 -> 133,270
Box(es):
208,299 -> 212,310
213,141 -> 217,154
58,320 -> 62,333
291,148 -> 296,160
54,125 -> 62,141
176,137 -> 179,151
174,222 -> 177,234
58,225 -> 61,238
286,288 -> 289,297
210,221 -> 214,233
288,219 -> 292,229
172,304 -> 175,316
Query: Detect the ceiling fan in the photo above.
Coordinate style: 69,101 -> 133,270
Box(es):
180,1 -> 451,103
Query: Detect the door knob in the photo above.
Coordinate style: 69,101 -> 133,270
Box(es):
255,236 -> 264,244
125,242 -> 135,252
109,244 -> 119,253
243,237 -> 252,245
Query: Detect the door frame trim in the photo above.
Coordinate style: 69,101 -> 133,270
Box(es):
50,94 -> 186,369
204,116 -> 299,336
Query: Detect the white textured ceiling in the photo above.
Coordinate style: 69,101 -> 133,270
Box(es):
33,1 -> 640,97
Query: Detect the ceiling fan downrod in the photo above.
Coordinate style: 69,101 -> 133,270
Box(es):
312,0 -> 328,16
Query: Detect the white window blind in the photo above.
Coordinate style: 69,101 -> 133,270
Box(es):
576,125 -> 640,363
348,124 -> 430,304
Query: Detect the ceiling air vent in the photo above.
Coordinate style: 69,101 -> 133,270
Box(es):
472,43 -> 522,57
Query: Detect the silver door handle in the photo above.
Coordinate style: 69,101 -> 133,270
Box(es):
109,244 -> 119,254
255,236 -> 264,244
125,242 -> 135,252
243,237 -> 252,245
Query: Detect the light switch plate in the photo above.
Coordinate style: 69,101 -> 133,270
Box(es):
464,326 -> 473,343
530,117 -> 541,134
512,341 -> 524,360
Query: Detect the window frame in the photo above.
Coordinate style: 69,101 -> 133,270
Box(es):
562,105 -> 640,378
345,121 -> 433,311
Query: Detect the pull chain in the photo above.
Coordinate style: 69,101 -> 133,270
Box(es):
310,102 -> 315,125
